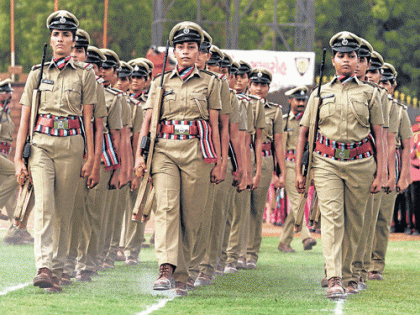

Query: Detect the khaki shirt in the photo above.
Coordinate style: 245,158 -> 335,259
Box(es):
94,79 -> 107,119
21,59 -> 97,117
0,106 -> 14,143
237,95 -> 254,134
229,89 -> 241,125
120,94 -> 132,128
395,103 -> 413,148
129,94 -> 145,134
248,94 -> 266,132
387,96 -> 399,135
284,111 -> 302,152
301,77 -> 383,143
218,75 -> 232,116
144,68 -> 221,121
379,88 -> 390,129
103,87 -> 123,133
261,102 -> 283,143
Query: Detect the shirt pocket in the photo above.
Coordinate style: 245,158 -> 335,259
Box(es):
39,82 -> 54,105
64,82 -> 83,115
190,92 -> 208,119
162,92 -> 176,116
350,98 -> 370,127
318,96 -> 335,124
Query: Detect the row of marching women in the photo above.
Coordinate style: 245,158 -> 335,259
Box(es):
3,9 -> 414,299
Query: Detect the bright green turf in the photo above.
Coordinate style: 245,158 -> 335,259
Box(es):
0,230 -> 419,315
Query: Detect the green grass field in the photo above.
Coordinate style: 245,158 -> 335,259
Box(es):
0,231 -> 419,315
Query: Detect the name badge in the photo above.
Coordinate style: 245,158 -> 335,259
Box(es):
174,125 -> 189,135
334,148 -> 350,159
41,79 -> 54,85
53,120 -> 69,130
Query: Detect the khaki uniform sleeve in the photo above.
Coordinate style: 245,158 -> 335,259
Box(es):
387,99 -> 398,134
20,69 -> 39,107
132,104 -> 144,134
380,90 -> 389,129
208,75 -> 222,111
219,79 -> 232,115
143,80 -> 158,111
255,99 -> 266,130
238,98 -> 248,131
369,87 -> 384,126
229,92 -> 240,125
107,96 -> 123,131
399,109 -> 414,140
273,107 -> 284,135
94,83 -> 107,118
82,68 -> 98,106
120,96 -> 132,127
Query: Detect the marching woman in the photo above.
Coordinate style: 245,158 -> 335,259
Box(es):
14,10 -> 96,293
295,31 -> 384,299
134,21 -> 222,296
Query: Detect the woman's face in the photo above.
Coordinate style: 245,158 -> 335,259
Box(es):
50,30 -> 74,58
332,51 -> 358,77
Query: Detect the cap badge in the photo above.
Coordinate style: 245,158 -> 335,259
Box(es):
183,28 -> 190,34
342,38 -> 348,46
257,71 -> 262,78
59,17 -> 66,24
300,90 -> 305,95
75,36 -> 79,41
134,66 -> 139,71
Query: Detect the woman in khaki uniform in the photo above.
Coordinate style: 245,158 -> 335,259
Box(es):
369,63 -> 413,281
246,68 -> 286,268
295,31 -> 384,299
278,86 -> 317,253
134,21 -> 222,296
14,10 -> 97,293
0,79 -> 18,221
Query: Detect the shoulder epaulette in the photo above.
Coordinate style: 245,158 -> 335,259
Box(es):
236,94 -> 251,102
105,87 -> 120,95
268,102 -> 281,108
96,77 -> 104,84
128,97 -> 141,106
31,62 -> 51,71
83,63 -> 94,71
393,99 -> 407,110
73,61 -> 87,69
200,69 -> 220,80
362,80 -> 382,89
154,70 -> 172,80
248,94 -> 261,101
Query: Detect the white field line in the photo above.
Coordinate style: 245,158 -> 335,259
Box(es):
136,297 -> 174,315
334,299 -> 345,315
0,282 -> 31,295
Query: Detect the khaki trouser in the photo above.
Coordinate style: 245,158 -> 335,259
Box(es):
64,176 -> 88,276
29,133 -> 84,278
189,184 -> 215,280
123,187 -> 146,260
279,161 -> 312,246
350,192 -> 382,283
247,155 -> 273,263
152,139 -> 212,283
107,185 -> 130,262
76,164 -> 111,272
100,188 -> 119,263
220,192 -> 235,266
312,154 -> 375,280
0,153 -> 18,212
370,190 -> 398,273
199,164 -> 235,277
226,186 -> 250,265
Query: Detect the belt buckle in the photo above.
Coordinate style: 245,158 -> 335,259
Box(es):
174,125 -> 189,135
334,148 -> 350,159
54,120 -> 69,130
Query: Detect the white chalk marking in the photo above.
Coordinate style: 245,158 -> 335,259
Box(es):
334,299 -> 344,315
136,297 -> 174,315
0,282 -> 31,296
